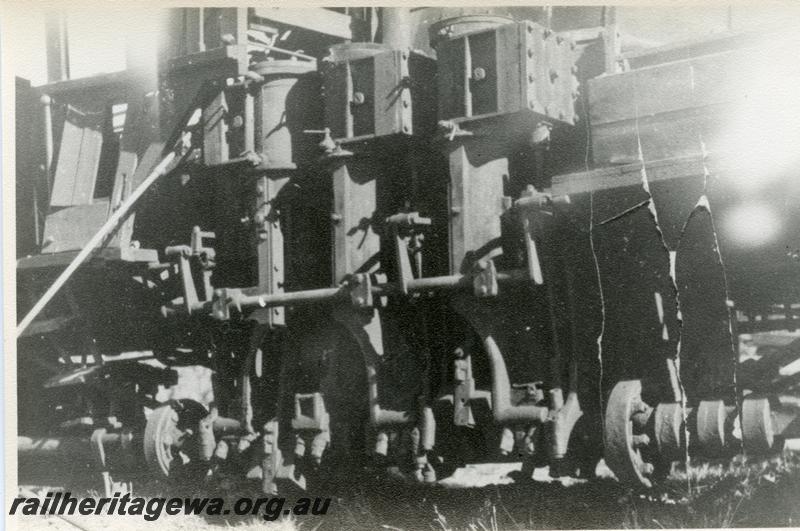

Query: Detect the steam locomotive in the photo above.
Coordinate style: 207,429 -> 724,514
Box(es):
14,6 -> 800,495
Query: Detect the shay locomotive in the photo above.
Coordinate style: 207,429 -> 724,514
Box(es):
14,7 -> 800,495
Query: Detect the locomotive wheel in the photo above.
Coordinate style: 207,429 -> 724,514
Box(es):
696,400 -> 727,454
144,399 -> 209,479
604,380 -> 657,488
742,396 -> 774,453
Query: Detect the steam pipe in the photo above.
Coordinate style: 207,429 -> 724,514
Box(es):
483,335 -> 550,424
214,269 -> 531,314
18,433 -> 125,458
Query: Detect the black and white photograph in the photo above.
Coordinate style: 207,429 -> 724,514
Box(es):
4,3 -> 800,529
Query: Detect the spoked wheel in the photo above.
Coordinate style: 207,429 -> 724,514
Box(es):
143,399 -> 209,480
604,380 -> 659,488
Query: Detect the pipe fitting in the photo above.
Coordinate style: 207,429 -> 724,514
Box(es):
484,335 -> 549,424
550,390 -> 583,460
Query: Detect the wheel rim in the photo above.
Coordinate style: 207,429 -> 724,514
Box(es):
742,397 -> 774,454
604,380 -> 656,488
144,399 -> 207,478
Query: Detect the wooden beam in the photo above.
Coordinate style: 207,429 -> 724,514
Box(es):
252,7 -> 357,40
550,151 -> 756,197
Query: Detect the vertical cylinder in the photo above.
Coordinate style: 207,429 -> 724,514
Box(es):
252,60 -> 317,168
41,95 -> 53,200
381,8 -> 412,50
244,90 -> 255,153
44,12 -> 70,83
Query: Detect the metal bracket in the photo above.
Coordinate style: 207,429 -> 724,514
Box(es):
291,392 -> 330,432
437,119 -> 474,141
386,212 -> 431,294
514,186 -> 570,285
347,273 -> 373,308
211,287 -> 242,320
303,128 -> 353,157
453,348 -> 477,426
164,226 -> 217,312
473,259 -> 499,297
261,420 -> 282,495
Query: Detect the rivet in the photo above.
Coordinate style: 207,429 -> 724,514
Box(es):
472,67 -> 487,81
352,92 -> 365,105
